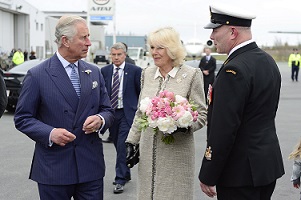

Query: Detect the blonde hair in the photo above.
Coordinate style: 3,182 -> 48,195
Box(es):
288,139 -> 301,159
147,27 -> 186,67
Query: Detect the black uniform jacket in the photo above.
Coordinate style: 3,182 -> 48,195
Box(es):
199,42 -> 285,187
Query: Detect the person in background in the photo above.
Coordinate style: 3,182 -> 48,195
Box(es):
23,50 -> 28,61
101,42 -> 141,194
289,138 -> 301,200
102,42 -> 138,144
9,48 -> 16,59
0,69 -> 7,117
125,27 -> 207,200
29,51 -> 36,60
198,3 -> 285,200
198,47 -> 216,101
288,48 -> 300,82
12,48 -> 24,66
14,15 -> 114,200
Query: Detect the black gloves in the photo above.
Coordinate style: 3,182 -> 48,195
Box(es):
126,142 -> 139,168
126,142 -> 134,159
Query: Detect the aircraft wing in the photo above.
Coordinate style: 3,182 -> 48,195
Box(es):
269,31 -> 301,34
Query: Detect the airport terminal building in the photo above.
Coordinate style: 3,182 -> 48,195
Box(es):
0,0 -> 107,60
0,0 -> 145,61
0,0 -> 45,58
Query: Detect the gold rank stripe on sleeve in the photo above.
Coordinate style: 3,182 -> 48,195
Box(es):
226,69 -> 237,75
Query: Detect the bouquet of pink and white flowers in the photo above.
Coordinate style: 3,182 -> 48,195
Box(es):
137,90 -> 199,144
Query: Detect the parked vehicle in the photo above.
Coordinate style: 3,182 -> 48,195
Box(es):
3,59 -> 44,112
127,47 -> 153,68
3,59 -> 99,112
93,49 -> 110,64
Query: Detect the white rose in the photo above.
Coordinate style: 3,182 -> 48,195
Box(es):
147,117 -> 157,128
175,95 -> 187,104
177,111 -> 193,128
157,116 -> 177,134
140,97 -> 151,113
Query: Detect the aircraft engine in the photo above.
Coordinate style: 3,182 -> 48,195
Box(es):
207,40 -> 213,47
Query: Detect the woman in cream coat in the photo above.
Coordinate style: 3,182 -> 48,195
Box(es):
126,27 -> 207,200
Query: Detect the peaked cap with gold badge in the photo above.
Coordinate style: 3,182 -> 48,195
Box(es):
204,3 -> 256,29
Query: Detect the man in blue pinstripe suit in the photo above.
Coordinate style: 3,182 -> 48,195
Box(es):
14,15 -> 114,200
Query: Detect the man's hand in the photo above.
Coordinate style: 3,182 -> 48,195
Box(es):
200,181 -> 217,198
203,70 -> 209,76
82,115 -> 103,134
50,128 -> 76,146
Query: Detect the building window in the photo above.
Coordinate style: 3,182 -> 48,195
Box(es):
36,22 -> 39,31
41,24 -> 43,31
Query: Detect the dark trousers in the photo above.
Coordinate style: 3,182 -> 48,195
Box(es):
109,109 -> 131,185
38,178 -> 103,200
291,65 -> 299,81
216,181 -> 276,200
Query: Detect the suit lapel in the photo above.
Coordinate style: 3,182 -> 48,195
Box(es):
123,64 -> 130,93
45,56 -> 79,111
75,61 -> 93,120
107,65 -> 114,97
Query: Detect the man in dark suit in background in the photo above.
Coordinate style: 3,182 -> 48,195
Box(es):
198,3 -> 284,200
101,42 -> 141,194
0,69 -> 7,117
198,47 -> 216,100
102,42 -> 136,144
14,15 -> 114,200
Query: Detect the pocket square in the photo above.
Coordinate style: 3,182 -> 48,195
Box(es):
92,81 -> 98,89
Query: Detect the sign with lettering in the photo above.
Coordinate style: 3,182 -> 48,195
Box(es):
90,15 -> 113,21
88,0 -> 115,16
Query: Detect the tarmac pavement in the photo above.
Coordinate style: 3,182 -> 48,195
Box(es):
0,62 -> 300,199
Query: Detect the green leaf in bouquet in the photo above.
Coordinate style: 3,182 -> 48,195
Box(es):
189,100 -> 199,111
137,114 -> 149,131
161,134 -> 175,144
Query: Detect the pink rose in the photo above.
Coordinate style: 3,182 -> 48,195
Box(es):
172,105 -> 185,120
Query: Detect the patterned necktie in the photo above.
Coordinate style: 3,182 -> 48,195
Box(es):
111,67 -> 120,109
69,63 -> 81,98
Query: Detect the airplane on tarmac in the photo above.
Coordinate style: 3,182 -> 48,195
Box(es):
184,39 -> 216,58
269,31 -> 301,34
184,22 -> 215,58
185,30 -> 301,58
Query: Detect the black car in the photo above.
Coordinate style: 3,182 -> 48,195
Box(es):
3,59 -> 44,112
3,59 -> 99,112
184,59 -> 223,76
93,49 -> 110,64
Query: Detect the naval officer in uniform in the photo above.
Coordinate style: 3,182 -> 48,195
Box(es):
198,3 -> 285,200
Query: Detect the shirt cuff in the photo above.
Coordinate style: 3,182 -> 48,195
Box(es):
49,128 -> 55,147
96,114 -> 105,136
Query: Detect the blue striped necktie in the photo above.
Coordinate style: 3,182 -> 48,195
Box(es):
111,67 -> 120,109
69,63 -> 81,98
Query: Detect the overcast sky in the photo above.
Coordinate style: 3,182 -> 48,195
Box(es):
25,0 -> 301,46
